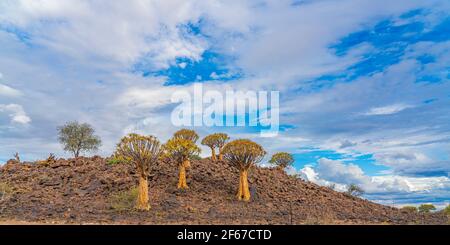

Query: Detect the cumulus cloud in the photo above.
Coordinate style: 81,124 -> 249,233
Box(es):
295,158 -> 450,205
0,0 -> 211,69
0,0 -> 449,206
0,103 -> 31,125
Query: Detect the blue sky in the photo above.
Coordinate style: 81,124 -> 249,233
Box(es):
0,0 -> 449,208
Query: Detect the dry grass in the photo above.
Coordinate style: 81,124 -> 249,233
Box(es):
0,182 -> 13,201
109,187 -> 139,211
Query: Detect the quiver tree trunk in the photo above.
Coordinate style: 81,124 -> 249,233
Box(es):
136,176 -> 150,210
218,149 -> 223,161
211,147 -> 217,161
183,159 -> 191,168
178,160 -> 189,189
237,168 -> 250,201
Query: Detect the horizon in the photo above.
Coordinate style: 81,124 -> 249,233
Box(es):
0,0 -> 449,209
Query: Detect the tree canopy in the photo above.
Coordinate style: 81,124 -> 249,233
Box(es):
222,139 -> 266,169
201,133 -> 230,161
173,129 -> 199,143
418,204 -> 436,213
57,121 -> 101,158
114,133 -> 162,173
269,152 -> 294,168
163,137 -> 201,162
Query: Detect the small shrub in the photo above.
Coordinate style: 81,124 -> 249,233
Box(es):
109,187 -> 139,211
190,155 -> 202,161
346,184 -> 364,197
107,156 -> 123,165
418,204 -> 436,213
401,206 -> 418,213
444,205 -> 450,216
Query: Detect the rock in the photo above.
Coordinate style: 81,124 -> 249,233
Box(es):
161,196 -> 180,211
0,156 -> 447,224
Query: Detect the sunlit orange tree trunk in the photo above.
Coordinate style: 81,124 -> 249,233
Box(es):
114,134 -> 162,210
222,139 -> 266,201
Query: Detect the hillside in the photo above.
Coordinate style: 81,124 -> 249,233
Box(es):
0,156 -> 447,224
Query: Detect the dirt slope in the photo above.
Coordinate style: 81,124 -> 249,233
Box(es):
0,156 -> 447,224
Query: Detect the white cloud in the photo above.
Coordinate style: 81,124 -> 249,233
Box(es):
0,0 -> 449,206
0,0 -> 210,69
363,103 -> 413,116
0,73 -> 22,97
0,83 -> 22,97
296,158 -> 450,200
0,103 -> 31,125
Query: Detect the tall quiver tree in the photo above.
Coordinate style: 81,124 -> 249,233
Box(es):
269,152 -> 294,169
201,133 -> 230,161
114,133 -> 162,211
163,138 -> 200,189
222,139 -> 266,201
173,129 -> 199,168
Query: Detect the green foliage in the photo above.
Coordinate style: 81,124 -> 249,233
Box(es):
107,156 -> 124,165
269,152 -> 294,168
401,206 -> 418,212
190,155 -> 202,161
57,121 -> 102,157
443,205 -> 450,216
222,139 -> 266,170
173,129 -> 199,143
109,187 -> 139,211
418,204 -> 436,213
114,133 -> 162,176
163,137 -> 201,163
346,184 -> 364,197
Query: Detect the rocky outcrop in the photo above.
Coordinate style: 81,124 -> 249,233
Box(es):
0,156 -> 447,224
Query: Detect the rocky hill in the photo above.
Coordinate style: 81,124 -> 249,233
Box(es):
0,156 -> 447,224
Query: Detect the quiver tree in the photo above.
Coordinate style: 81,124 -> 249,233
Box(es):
269,152 -> 294,168
163,138 -> 201,189
201,135 -> 217,161
173,129 -> 199,167
215,133 -> 229,161
201,133 -> 230,161
114,133 -> 162,211
174,129 -> 199,142
222,139 -> 266,201
57,121 -> 101,158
